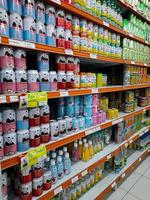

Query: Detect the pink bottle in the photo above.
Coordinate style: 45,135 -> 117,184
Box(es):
72,142 -> 79,163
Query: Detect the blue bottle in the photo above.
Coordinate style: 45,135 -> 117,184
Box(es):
36,21 -> 46,44
50,159 -> 58,184
37,53 -> 49,71
17,129 -> 30,152
16,108 -> 29,130
23,0 -> 35,18
0,8 -> 9,37
64,152 -> 71,175
8,0 -> 22,15
56,156 -> 64,179
35,1 -> 45,23
45,5 -> 55,25
23,16 -> 36,42
0,0 -> 7,10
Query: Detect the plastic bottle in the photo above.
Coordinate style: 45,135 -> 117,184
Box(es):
51,152 -> 57,160
82,143 -> 90,162
63,146 -> 68,155
88,140 -> 94,158
50,159 -> 58,184
58,150 -> 64,160
72,142 -> 79,163
78,140 -> 83,160
64,152 -> 71,175
56,156 -> 64,179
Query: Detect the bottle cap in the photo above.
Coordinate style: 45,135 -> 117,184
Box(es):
50,159 -> 55,165
58,150 -> 63,156
74,142 -> 78,147
63,146 -> 67,152
51,152 -> 56,159
84,143 -> 88,147
57,156 -> 62,162
65,152 -> 70,158
83,138 -> 87,143
88,140 -> 92,145
79,140 -> 82,145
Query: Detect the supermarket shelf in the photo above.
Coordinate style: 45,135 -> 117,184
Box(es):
117,0 -> 150,24
1,84 -> 150,104
43,0 -> 150,46
32,127 -> 150,200
79,148 -> 150,200
0,37 -> 150,68
1,105 -> 150,170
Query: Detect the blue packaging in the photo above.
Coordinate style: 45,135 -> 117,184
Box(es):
39,82 -> 50,91
9,12 -> 23,40
84,106 -> 92,117
8,0 -> 22,15
39,71 -> 50,91
16,108 -> 29,130
46,24 -> 56,47
45,5 -> 56,25
74,96 -> 80,105
66,105 -> 74,117
23,0 -> 35,18
74,105 -> 80,116
64,152 -> 71,175
65,97 -> 74,106
57,105 -> 65,118
56,156 -> 64,179
78,116 -> 85,130
72,117 -> 79,132
37,53 -> 49,71
57,98 -> 65,106
85,116 -> 92,128
35,1 -> 45,23
0,0 -> 7,10
17,129 -> 30,152
84,95 -> 92,106
79,105 -> 84,115
0,8 -> 9,36
23,16 -> 36,42
36,21 -> 46,44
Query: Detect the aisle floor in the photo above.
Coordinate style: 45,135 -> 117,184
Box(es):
106,155 -> 150,200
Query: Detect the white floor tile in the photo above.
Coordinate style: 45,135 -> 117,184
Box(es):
119,172 -> 141,192
129,176 -> 150,200
134,157 -> 150,175
143,167 -> 150,179
122,193 -> 139,200
106,188 -> 127,200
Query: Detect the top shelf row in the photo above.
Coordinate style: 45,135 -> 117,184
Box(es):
0,0 -> 150,48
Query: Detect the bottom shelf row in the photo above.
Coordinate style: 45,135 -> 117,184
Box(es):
2,123 -> 150,200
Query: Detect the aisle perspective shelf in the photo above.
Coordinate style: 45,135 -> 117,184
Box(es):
31,127 -> 150,200
1,105 -> 150,170
0,37 -> 150,67
0,83 -> 150,104
79,148 -> 150,200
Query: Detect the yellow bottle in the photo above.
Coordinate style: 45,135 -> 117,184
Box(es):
88,140 -> 94,158
82,143 -> 90,162
78,140 -> 83,160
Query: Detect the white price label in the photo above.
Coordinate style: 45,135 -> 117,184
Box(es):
146,41 -> 149,44
122,173 -> 126,178
65,49 -> 73,55
10,96 -> 19,102
112,118 -> 123,125
139,158 -> 141,162
144,129 -> 149,133
91,88 -> 98,94
148,149 -> 150,152
125,142 -> 128,148
60,91 -> 69,97
90,53 -> 97,59
111,182 -> 116,188
82,170 -> 88,177
38,101 -> 47,106
71,176 -> 78,183
144,63 -> 148,66
107,154 -> 111,160
54,186 -> 62,195
143,108 -> 146,113
139,132 -> 144,137
103,21 -> 109,27
129,139 -> 133,144
85,126 -> 100,136
131,61 -> 135,65
129,33 -> 134,37
95,126 -> 101,132
0,96 -> 6,103
51,0 -> 61,4
9,39 -> 35,49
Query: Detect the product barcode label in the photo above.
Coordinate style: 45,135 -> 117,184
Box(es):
90,53 -> 97,59
10,96 -> 19,102
131,61 -> 135,65
71,176 -> 78,183
82,170 -> 88,177
60,91 -> 69,97
65,49 -> 73,55
54,186 -> 62,195
112,118 -> 123,125
122,173 -> 126,178
0,96 -> 6,103
107,154 -> 111,160
91,88 -> 98,94
103,21 -> 109,27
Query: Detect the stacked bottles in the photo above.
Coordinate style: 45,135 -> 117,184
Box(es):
123,38 -> 150,64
